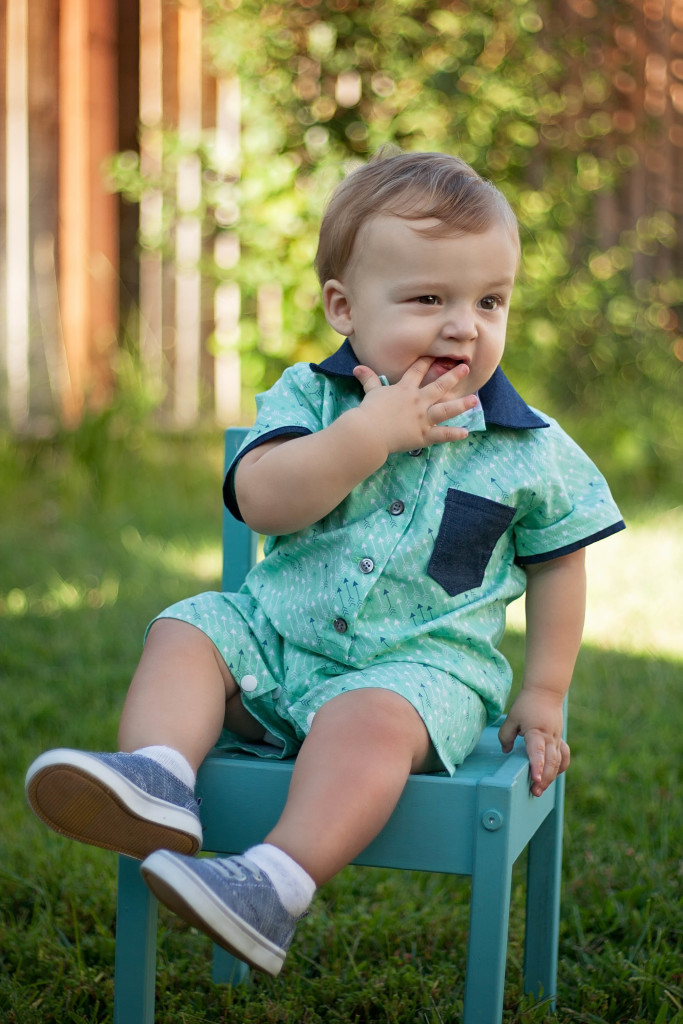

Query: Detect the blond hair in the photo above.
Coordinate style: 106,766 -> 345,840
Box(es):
314,151 -> 519,285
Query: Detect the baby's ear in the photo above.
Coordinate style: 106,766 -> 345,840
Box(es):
322,279 -> 354,335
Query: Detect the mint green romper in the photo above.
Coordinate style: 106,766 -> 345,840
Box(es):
154,341 -> 624,775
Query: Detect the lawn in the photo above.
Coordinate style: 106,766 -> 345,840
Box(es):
0,431 -> 681,1023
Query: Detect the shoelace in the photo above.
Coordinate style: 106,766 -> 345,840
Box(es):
210,856 -> 308,923
212,855 -> 264,884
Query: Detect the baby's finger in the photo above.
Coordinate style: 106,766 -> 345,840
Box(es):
353,365 -> 383,392
400,356 -> 439,385
540,744 -> 563,794
529,736 -> 566,797
558,740 -> 571,775
524,730 -> 547,795
428,394 -> 478,425
428,424 -> 470,446
425,360 -> 471,396
498,716 -> 519,754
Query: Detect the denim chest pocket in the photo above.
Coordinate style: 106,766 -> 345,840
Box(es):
427,489 -> 516,597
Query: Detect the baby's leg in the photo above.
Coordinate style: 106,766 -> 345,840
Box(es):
140,686 -> 437,974
118,618 -> 263,770
25,618 -> 262,859
142,684 -> 438,970
266,687 -> 438,885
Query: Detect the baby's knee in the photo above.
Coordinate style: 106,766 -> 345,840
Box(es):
315,688 -> 429,751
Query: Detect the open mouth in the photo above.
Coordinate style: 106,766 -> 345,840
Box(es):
431,356 -> 470,373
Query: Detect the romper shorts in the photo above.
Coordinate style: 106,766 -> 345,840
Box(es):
150,590 -> 488,776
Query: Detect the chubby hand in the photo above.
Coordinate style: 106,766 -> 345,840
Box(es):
353,357 -> 478,455
498,689 -> 570,798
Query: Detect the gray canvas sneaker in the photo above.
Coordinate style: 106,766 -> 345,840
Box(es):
141,850 -> 301,976
25,749 -> 202,859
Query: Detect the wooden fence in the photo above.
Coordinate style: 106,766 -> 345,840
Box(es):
136,0 -> 242,429
1,0 -> 119,431
1,0 -> 242,433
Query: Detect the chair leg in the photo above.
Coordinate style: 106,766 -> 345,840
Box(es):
114,855 -> 158,1024
463,838 -> 513,1023
523,775 -> 565,1009
212,944 -> 251,986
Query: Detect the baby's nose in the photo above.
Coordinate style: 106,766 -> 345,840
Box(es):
442,311 -> 477,339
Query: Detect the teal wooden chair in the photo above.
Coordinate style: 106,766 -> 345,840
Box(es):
113,427 -> 566,1024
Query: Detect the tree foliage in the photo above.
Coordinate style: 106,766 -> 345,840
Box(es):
112,0 -> 683,501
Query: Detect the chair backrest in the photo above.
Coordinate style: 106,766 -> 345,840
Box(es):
222,428 -> 258,591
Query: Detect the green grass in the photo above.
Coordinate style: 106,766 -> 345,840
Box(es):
1,431 -> 681,1023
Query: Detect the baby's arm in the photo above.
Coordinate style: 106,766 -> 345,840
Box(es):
498,547 -> 586,796
235,357 -> 476,535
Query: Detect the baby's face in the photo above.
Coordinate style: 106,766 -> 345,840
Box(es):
323,215 -> 518,395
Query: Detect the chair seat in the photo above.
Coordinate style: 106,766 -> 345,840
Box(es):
196,722 -> 550,875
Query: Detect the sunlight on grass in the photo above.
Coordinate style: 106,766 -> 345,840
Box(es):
0,529 -> 222,619
0,574 -> 121,617
506,506 -> 683,660
119,525 -> 222,583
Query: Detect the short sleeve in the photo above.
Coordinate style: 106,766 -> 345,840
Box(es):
513,420 -> 625,564
223,363 -> 327,521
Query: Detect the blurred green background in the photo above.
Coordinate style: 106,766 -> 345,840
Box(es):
108,0 -> 683,506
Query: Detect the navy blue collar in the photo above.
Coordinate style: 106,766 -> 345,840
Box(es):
310,339 -> 548,430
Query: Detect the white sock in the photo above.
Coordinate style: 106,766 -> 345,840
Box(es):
244,843 -> 316,917
132,745 -> 196,790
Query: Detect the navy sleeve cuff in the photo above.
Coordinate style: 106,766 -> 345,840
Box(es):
223,426 -> 312,522
515,519 -> 626,566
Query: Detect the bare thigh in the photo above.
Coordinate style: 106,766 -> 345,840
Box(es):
118,619 -> 264,767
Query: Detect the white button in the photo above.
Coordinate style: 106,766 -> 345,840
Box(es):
241,674 -> 258,692
359,557 -> 375,574
272,685 -> 282,699
306,711 -> 316,728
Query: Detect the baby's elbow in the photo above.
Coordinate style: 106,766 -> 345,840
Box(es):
237,491 -> 300,537
233,466 -> 271,533
237,496 -> 281,537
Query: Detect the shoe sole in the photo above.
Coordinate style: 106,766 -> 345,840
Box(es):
25,750 -> 202,860
141,850 -> 286,976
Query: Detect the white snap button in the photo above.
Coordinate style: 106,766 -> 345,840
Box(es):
241,674 -> 258,692
306,711 -> 316,728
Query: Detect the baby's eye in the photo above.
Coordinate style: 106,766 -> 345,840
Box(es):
416,295 -> 440,305
479,295 -> 502,311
